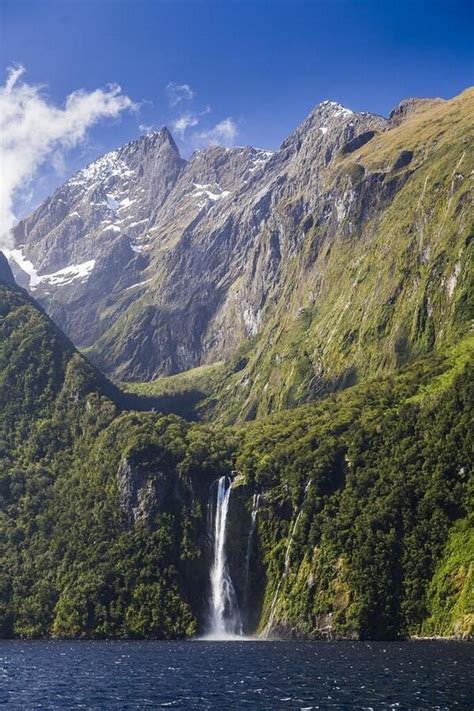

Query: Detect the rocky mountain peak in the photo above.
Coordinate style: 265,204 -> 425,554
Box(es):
314,99 -> 354,118
184,144 -> 274,191
159,125 -> 178,145
117,126 -> 183,169
279,98 -> 386,158
7,88 -> 471,385
133,125 -> 179,152
9,123 -> 186,281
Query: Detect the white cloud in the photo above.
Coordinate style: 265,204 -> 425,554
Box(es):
166,82 -> 195,107
171,105 -> 213,141
139,123 -> 155,135
0,64 -> 135,248
172,112 -> 199,138
193,118 -> 238,148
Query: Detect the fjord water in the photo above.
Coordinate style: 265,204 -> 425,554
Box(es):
1,640 -> 472,709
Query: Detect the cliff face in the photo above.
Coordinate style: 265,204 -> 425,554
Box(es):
208,89 -> 474,420
0,252 -> 15,285
8,90 -> 472,401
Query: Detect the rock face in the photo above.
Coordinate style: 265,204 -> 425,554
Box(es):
5,100 -> 384,374
388,96 -> 445,126
117,450 -> 184,528
6,89 -> 473,407
0,252 -> 15,285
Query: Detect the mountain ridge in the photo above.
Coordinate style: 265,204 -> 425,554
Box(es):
5,88 -> 473,421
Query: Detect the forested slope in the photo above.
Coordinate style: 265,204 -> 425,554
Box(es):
1,275 -> 471,639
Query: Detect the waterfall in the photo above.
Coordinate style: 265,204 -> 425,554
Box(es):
207,475 -> 242,638
243,494 -> 260,612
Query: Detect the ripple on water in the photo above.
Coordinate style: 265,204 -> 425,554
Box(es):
0,639 -> 472,710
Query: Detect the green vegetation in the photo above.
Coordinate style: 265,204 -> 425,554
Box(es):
122,361 -> 226,420
123,362 -> 226,398
0,280 -> 472,639
207,89 -> 474,422
421,518 -> 473,637
236,349 -> 473,639
407,335 -> 474,403
0,283 -> 222,638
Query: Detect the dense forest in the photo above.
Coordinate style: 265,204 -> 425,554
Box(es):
1,276 -> 472,639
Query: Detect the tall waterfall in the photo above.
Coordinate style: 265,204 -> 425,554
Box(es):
207,476 -> 242,638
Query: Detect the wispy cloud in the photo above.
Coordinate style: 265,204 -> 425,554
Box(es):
172,112 -> 199,139
193,118 -> 238,148
166,82 -> 195,107
0,64 -> 135,248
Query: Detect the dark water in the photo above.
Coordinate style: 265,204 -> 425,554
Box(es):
0,639 -> 472,709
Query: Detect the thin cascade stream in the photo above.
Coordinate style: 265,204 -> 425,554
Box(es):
262,481 -> 311,639
243,493 -> 260,613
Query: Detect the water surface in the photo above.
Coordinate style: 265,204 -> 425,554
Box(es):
0,639 -> 472,709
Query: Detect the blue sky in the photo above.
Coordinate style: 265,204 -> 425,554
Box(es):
1,0 -> 473,216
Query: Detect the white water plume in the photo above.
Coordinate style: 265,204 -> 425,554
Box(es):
206,476 -> 242,638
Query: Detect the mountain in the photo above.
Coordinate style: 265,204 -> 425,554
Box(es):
1,88 -> 473,641
0,271 -> 472,640
6,129 -> 184,349
8,89 -> 472,414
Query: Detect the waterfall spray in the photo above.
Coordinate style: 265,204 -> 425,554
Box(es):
207,475 -> 242,637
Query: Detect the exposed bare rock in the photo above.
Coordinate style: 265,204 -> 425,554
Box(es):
6,89 -> 472,396
0,252 -> 15,285
117,451 -> 183,528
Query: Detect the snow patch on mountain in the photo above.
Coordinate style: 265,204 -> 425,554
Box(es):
68,150 -> 134,192
4,248 -> 95,288
320,100 -> 354,117
33,260 -> 96,288
102,224 -> 121,233
191,182 -> 231,208
3,248 -> 41,286
125,278 -> 151,290
248,149 -> 274,174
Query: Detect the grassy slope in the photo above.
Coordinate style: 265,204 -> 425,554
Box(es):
210,89 -> 474,421
121,362 -> 225,404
